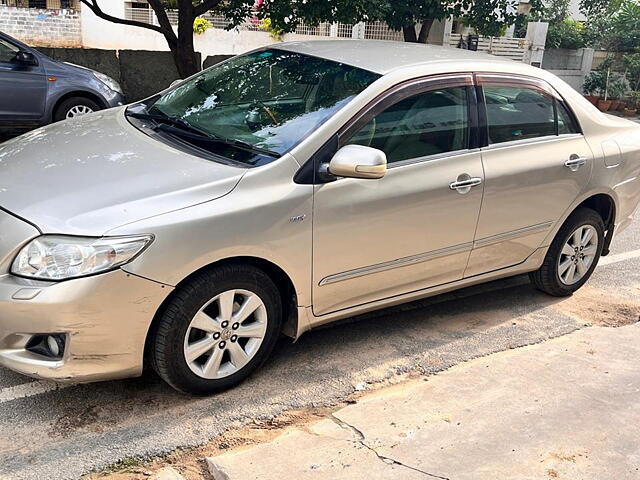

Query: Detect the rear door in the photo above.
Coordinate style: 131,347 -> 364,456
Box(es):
0,37 -> 47,124
465,74 -> 593,277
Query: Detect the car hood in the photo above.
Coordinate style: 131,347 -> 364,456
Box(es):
62,61 -> 102,78
0,108 -> 246,235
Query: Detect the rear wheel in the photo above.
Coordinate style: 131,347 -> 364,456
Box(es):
151,264 -> 282,395
529,207 -> 604,296
54,97 -> 101,122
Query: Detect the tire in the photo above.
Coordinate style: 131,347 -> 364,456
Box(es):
151,264 -> 282,395
53,97 -> 101,122
529,207 -> 605,296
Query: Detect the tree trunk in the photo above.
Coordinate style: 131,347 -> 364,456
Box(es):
172,3 -> 200,78
403,25 -> 418,42
403,19 -> 436,43
417,19 -> 434,43
170,35 -> 200,78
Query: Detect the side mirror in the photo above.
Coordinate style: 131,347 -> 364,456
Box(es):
14,51 -> 38,66
328,144 -> 387,180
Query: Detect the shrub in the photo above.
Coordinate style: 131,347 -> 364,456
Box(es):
625,91 -> 640,108
583,70 -> 607,96
258,18 -> 285,41
547,19 -> 586,49
623,49 -> 640,90
193,17 -> 212,35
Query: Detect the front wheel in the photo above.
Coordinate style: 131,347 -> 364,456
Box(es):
529,207 -> 604,296
151,265 -> 282,395
54,97 -> 101,122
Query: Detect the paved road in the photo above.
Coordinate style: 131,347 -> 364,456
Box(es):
0,212 -> 638,479
207,323 -> 640,480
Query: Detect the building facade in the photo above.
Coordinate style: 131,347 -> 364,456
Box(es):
0,0 -> 80,47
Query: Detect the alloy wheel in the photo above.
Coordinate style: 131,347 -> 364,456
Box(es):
557,224 -> 599,285
66,105 -> 94,118
183,289 -> 268,379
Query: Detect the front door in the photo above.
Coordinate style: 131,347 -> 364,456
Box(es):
0,38 -> 47,124
312,75 -> 484,316
465,74 -> 593,277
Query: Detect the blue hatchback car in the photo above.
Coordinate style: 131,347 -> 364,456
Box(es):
0,31 -> 125,129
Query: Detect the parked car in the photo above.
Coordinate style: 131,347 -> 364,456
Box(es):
0,30 -> 124,129
0,41 -> 639,394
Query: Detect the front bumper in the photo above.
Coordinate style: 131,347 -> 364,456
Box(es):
104,90 -> 126,108
0,269 -> 171,383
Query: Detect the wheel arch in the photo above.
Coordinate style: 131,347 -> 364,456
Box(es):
543,190 -> 617,257
50,90 -> 108,120
143,255 -> 301,368
578,193 -> 616,255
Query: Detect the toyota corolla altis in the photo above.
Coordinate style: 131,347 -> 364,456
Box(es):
1,40 -> 639,394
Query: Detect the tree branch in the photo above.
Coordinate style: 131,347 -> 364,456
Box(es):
194,0 -> 223,17
79,0 -> 169,36
147,0 -> 178,45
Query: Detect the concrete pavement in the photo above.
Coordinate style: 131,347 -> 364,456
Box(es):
206,323 -> 640,480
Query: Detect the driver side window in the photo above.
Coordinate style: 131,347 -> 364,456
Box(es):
0,38 -> 19,63
347,86 -> 469,164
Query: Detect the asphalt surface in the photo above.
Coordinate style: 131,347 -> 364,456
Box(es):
0,135 -> 638,478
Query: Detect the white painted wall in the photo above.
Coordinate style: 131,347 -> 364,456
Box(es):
81,5 -> 340,59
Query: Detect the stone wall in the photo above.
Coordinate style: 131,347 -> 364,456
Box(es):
34,47 -> 231,102
542,48 -> 594,93
0,6 -> 81,47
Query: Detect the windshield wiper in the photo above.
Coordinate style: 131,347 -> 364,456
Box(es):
153,122 -> 282,159
127,111 -> 211,138
127,108 -> 282,159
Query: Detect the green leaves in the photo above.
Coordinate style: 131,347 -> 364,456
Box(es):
546,19 -> 585,49
255,0 -> 540,41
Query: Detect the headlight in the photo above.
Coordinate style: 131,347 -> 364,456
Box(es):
93,71 -> 123,95
12,235 -> 153,281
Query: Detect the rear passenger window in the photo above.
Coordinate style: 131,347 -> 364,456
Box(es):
557,101 -> 580,134
484,86 -> 556,144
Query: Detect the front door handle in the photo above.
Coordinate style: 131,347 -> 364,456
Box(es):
564,155 -> 588,171
449,177 -> 483,194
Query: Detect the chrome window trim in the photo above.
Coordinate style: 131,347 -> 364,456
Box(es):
480,133 -> 584,152
319,242 -> 473,286
387,148 -> 480,169
473,221 -> 554,248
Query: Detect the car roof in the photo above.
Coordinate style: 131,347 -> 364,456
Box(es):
273,39 -> 517,75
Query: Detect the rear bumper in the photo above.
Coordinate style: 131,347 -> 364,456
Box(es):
0,270 -> 171,383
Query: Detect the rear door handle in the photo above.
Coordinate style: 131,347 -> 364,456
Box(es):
449,177 -> 482,193
564,156 -> 587,171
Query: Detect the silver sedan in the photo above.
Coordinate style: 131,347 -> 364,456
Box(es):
1,40 -> 639,394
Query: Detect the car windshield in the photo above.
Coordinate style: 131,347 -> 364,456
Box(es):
136,49 -> 380,166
